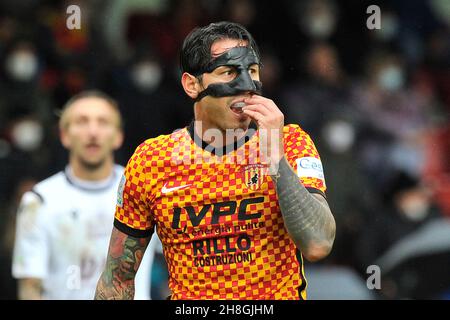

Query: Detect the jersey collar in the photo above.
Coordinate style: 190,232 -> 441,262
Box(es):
64,166 -> 117,192
187,120 -> 257,156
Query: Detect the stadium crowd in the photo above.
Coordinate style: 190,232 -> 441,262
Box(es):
0,0 -> 449,299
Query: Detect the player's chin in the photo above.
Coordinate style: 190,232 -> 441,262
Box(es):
79,154 -> 108,170
226,115 -> 251,131
239,116 -> 252,129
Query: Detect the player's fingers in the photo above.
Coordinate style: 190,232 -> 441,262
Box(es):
244,104 -> 284,127
242,108 -> 264,123
242,104 -> 271,116
245,95 -> 279,113
244,97 -> 272,113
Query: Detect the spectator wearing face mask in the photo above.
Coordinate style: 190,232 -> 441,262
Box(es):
0,113 -> 48,204
108,44 -> 191,161
281,42 -> 354,138
315,116 -> 377,269
0,40 -> 54,142
353,51 -> 430,140
298,0 -> 338,41
351,51 -> 434,188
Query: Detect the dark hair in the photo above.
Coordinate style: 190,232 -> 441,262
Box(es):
180,21 -> 260,75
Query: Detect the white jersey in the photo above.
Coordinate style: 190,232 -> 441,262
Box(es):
12,165 -> 158,300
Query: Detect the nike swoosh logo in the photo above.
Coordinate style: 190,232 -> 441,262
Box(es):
161,183 -> 191,194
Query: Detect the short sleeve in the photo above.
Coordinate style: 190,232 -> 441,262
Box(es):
12,191 -> 49,279
283,124 -> 327,197
114,143 -> 154,238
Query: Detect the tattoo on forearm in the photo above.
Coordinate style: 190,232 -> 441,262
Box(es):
272,157 -> 336,256
94,228 -> 149,300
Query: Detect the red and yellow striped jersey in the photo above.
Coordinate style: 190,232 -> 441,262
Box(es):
114,122 -> 326,300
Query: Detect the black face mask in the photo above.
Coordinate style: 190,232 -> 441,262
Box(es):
194,46 -> 262,101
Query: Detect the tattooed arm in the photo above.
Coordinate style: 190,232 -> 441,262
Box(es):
272,157 -> 336,262
94,227 -> 150,300
242,95 -> 335,262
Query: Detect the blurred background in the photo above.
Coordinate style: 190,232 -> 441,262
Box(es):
0,0 -> 449,300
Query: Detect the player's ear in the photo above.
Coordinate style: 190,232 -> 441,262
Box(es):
181,72 -> 201,99
59,126 -> 71,149
113,129 -> 124,150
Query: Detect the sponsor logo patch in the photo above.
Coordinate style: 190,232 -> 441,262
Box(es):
296,157 -> 325,181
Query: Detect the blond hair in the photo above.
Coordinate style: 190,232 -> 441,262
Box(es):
59,90 -> 123,130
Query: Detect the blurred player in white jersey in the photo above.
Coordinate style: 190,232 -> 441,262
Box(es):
12,90 -> 157,299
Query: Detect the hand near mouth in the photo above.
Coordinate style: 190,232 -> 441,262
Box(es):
241,95 -> 285,172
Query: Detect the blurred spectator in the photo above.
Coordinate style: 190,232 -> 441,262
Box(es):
106,0 -> 212,65
282,42 -> 353,137
280,42 -> 374,269
371,10 -> 400,45
0,40 -> 54,131
391,0 -> 444,67
317,116 -> 378,269
354,51 -> 430,138
351,50 -> 435,189
0,113 -> 51,212
108,43 -> 191,160
12,91 -> 125,299
102,0 -> 168,61
356,170 -> 443,272
297,0 -> 338,41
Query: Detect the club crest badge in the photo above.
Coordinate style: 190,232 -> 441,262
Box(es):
242,164 -> 268,191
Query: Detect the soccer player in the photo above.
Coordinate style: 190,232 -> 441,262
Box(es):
95,22 -> 336,300
12,91 -> 154,299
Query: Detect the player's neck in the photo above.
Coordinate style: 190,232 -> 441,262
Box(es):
193,119 -> 249,148
70,157 -> 114,181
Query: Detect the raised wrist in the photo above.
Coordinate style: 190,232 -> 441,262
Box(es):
269,155 -> 285,177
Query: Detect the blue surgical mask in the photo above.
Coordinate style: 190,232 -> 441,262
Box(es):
5,50 -> 38,82
377,66 -> 404,91
131,61 -> 162,92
